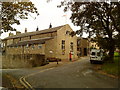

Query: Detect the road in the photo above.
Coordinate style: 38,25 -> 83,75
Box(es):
2,57 -> 119,89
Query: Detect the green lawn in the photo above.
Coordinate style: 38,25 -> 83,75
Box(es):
102,57 -> 119,76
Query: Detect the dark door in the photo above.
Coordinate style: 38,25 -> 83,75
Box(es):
84,48 -> 87,56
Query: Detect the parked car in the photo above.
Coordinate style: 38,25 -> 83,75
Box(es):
90,49 -> 104,64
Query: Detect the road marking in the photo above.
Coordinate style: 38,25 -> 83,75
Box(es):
23,77 -> 33,89
19,67 -> 54,90
82,69 -> 93,76
20,77 -> 29,89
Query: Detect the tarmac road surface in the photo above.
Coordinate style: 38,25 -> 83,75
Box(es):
2,57 -> 119,89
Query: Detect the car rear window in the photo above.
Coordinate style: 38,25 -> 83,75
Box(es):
91,52 -> 95,55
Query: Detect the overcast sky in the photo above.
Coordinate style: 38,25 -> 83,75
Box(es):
0,0 -> 88,39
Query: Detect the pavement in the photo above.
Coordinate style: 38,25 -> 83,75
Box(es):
1,56 -> 119,89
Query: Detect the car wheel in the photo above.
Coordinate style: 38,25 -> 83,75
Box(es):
90,60 -> 93,64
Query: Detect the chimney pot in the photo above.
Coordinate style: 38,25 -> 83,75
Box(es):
49,23 -> 52,28
36,26 -> 39,31
25,28 -> 27,33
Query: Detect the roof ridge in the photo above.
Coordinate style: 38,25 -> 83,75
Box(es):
3,24 -> 67,40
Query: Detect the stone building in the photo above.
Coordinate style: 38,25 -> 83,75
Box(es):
2,24 -> 78,64
89,41 -> 100,49
77,37 -> 89,57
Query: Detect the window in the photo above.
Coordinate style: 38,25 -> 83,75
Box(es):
61,40 -> 65,55
32,44 -> 34,49
61,40 -> 65,50
66,31 -> 70,35
95,45 -> 96,47
1,43 -> 3,48
70,42 -> 73,51
1,43 -> 5,47
77,40 -> 80,46
16,46 -> 18,48
21,46 -> 23,48
38,44 -> 42,49
26,44 -> 29,48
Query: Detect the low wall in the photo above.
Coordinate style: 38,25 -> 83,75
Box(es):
2,54 -> 46,69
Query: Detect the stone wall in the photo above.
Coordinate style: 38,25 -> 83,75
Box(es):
45,37 -> 57,59
56,24 -> 78,61
2,54 -> 46,68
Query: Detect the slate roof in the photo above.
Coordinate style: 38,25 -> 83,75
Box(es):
3,24 -> 66,40
7,37 -> 53,47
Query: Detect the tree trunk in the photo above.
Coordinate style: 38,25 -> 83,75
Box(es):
108,42 -> 115,63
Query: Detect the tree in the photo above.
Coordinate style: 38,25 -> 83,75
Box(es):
58,1 -> 120,62
0,1 -> 39,32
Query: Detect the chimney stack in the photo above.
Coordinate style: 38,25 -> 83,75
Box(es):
36,26 -> 39,31
25,28 -> 27,33
9,32 -> 14,36
49,23 -> 52,28
16,31 -> 21,35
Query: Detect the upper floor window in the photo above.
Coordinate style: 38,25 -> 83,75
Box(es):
66,31 -> 70,35
61,40 -> 65,50
30,36 -> 31,39
77,40 -> 80,46
70,42 -> 73,51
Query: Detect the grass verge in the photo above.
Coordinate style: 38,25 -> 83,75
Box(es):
101,56 -> 119,77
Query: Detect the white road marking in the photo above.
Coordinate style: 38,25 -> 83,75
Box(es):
82,69 -> 93,76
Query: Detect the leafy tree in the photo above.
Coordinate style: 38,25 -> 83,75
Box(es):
58,1 -> 120,62
0,1 -> 39,32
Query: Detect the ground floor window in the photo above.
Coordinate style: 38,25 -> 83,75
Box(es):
38,44 -> 42,49
32,44 -> 35,49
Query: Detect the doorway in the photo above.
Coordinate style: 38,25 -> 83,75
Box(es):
84,48 -> 87,56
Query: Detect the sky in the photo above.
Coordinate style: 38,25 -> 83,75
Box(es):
0,0 -> 88,39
